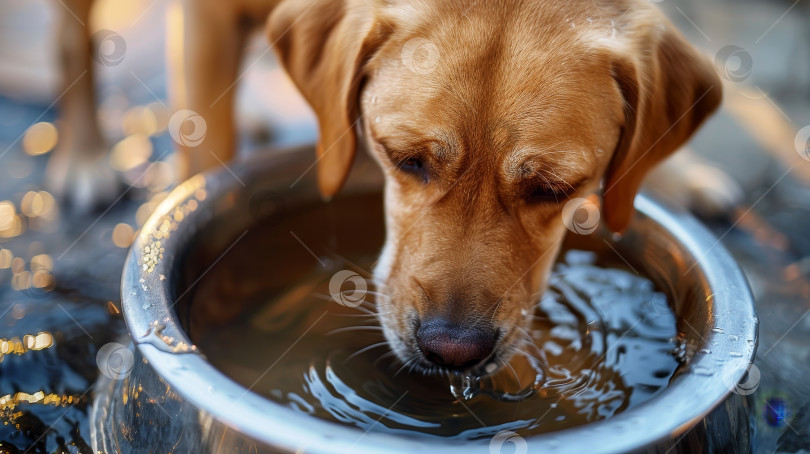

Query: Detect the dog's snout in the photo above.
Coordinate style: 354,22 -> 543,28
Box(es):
415,318 -> 497,370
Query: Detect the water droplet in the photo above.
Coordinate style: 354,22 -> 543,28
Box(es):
729,352 -> 743,357
747,340 -> 755,347
729,335 -> 739,341
693,367 -> 713,376
712,328 -> 724,334
136,322 -> 198,354
700,348 -> 712,354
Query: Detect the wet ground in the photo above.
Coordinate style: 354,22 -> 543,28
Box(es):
0,0 -> 809,452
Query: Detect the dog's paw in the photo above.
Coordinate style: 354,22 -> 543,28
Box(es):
681,165 -> 744,219
643,150 -> 743,220
45,151 -> 122,213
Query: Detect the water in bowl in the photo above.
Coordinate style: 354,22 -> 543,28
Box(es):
190,213 -> 678,441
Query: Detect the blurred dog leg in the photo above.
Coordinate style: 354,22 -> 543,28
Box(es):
46,0 -> 118,212
169,0 -> 248,181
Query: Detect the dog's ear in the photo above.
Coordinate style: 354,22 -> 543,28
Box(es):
268,0 -> 390,198
602,14 -> 722,232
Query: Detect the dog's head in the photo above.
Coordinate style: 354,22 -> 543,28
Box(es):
269,0 -> 721,375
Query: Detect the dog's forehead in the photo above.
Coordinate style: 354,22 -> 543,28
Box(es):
364,60 -> 616,163
363,1 -> 626,171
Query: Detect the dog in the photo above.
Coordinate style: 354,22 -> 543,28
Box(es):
267,0 -> 721,375
53,0 -> 721,376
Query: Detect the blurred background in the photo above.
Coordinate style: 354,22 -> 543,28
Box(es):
0,0 -> 808,452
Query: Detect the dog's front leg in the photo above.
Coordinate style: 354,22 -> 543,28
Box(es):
46,0 -> 118,212
169,0 -> 250,180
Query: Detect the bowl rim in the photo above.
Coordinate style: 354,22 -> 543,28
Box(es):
121,151 -> 758,454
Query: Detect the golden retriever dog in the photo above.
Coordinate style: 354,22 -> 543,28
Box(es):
55,0 -> 721,375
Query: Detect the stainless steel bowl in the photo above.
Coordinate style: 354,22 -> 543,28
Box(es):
93,146 -> 758,453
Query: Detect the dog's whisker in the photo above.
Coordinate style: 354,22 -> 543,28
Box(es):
311,293 -> 338,303
373,350 -> 399,367
350,307 -> 376,316
357,291 -> 390,298
547,169 -> 577,193
514,325 -> 542,347
331,314 -> 381,324
308,296 -> 379,316
535,170 -> 562,203
393,356 -> 419,377
323,253 -> 374,279
327,326 -> 384,336
513,335 -> 543,357
344,341 -> 391,362
353,277 -> 383,284
512,334 -> 545,361
490,297 -> 505,324
502,358 -> 522,386
407,358 -> 423,375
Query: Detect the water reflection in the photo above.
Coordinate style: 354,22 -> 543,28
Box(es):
194,243 -> 678,440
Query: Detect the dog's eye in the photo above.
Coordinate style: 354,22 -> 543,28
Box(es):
526,184 -> 567,203
397,157 -> 428,182
401,157 -> 423,171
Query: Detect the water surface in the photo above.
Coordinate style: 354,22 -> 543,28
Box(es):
194,247 -> 679,440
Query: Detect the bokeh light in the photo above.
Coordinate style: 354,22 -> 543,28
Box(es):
122,105 -> 158,136
31,254 -> 53,272
143,160 -> 174,192
22,122 -> 58,156
136,191 -> 168,226
0,200 -> 25,238
11,270 -> 31,291
110,134 -> 153,171
112,223 -> 135,248
0,201 -> 16,230
0,249 -> 12,269
21,191 -> 44,217
21,191 -> 59,232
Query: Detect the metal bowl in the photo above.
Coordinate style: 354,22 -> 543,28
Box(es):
92,146 -> 758,453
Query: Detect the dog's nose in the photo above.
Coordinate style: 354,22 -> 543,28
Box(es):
415,318 -> 497,370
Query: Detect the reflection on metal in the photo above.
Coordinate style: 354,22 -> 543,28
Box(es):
94,147 -> 757,453
138,174 -> 205,273
139,321 -> 198,354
